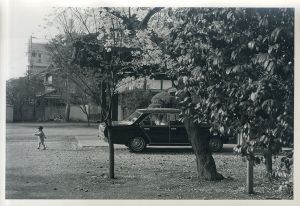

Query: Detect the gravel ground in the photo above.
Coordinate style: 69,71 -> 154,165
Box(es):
5,123 -> 292,199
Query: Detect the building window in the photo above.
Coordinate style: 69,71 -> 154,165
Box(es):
32,51 -> 36,57
38,53 -> 42,58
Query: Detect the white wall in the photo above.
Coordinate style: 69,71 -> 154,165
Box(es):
69,105 -> 87,121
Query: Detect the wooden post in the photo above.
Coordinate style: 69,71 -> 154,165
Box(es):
108,128 -> 115,179
263,149 -> 272,174
246,158 -> 254,194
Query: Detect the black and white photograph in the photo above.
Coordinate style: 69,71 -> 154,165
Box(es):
0,0 -> 298,204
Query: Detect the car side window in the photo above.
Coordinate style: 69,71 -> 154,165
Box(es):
140,113 -> 169,126
154,113 -> 168,126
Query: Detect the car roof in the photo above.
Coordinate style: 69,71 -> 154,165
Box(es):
137,108 -> 180,113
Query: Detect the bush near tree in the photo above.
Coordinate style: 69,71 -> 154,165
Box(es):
119,89 -> 154,119
149,91 -> 177,108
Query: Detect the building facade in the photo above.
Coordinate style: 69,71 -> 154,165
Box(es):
28,41 -> 52,76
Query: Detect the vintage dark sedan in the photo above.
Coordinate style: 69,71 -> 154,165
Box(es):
98,108 -> 228,153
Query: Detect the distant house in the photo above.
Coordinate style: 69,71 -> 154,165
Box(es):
27,40 -> 174,122
28,42 -> 52,76
27,42 -> 96,122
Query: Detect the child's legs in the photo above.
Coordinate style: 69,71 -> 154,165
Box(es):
40,138 -> 46,148
38,139 -> 41,148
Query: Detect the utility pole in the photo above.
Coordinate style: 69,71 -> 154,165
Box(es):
27,35 -> 35,120
28,36 -> 32,80
28,35 -> 37,79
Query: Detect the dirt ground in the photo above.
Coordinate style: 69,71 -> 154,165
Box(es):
5,122 -> 292,199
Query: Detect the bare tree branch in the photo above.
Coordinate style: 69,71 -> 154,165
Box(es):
71,8 -> 91,34
104,7 -> 163,30
140,7 -> 163,29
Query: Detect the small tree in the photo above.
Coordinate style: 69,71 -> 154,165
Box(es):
46,7 -> 162,178
6,74 -> 44,121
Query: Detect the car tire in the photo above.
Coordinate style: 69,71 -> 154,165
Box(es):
128,137 -> 146,153
209,136 -> 223,152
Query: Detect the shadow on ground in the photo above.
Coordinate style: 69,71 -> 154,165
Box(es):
142,147 -> 194,154
139,145 -> 234,155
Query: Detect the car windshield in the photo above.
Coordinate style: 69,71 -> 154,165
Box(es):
125,111 -> 142,123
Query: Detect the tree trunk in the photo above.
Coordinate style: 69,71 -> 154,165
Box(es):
184,118 -> 224,180
246,158 -> 254,194
101,81 -> 106,122
107,121 -> 115,179
263,149 -> 272,174
87,104 -> 90,127
87,114 -> 90,127
65,103 -> 70,122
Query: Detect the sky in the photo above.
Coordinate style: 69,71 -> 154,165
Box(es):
6,0 -> 57,80
3,0 -> 299,81
4,0 -> 298,79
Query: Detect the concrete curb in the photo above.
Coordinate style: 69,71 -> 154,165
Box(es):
75,136 -> 107,148
75,136 -> 126,149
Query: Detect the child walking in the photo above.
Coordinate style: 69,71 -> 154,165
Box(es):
35,126 -> 47,150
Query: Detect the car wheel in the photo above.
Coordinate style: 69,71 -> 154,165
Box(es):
128,137 -> 146,153
209,136 -> 223,152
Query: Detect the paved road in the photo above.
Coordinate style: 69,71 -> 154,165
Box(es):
6,123 -> 101,199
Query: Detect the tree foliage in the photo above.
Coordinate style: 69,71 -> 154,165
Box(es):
164,8 -> 294,155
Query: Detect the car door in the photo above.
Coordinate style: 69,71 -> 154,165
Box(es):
169,113 -> 189,144
139,113 -> 170,144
